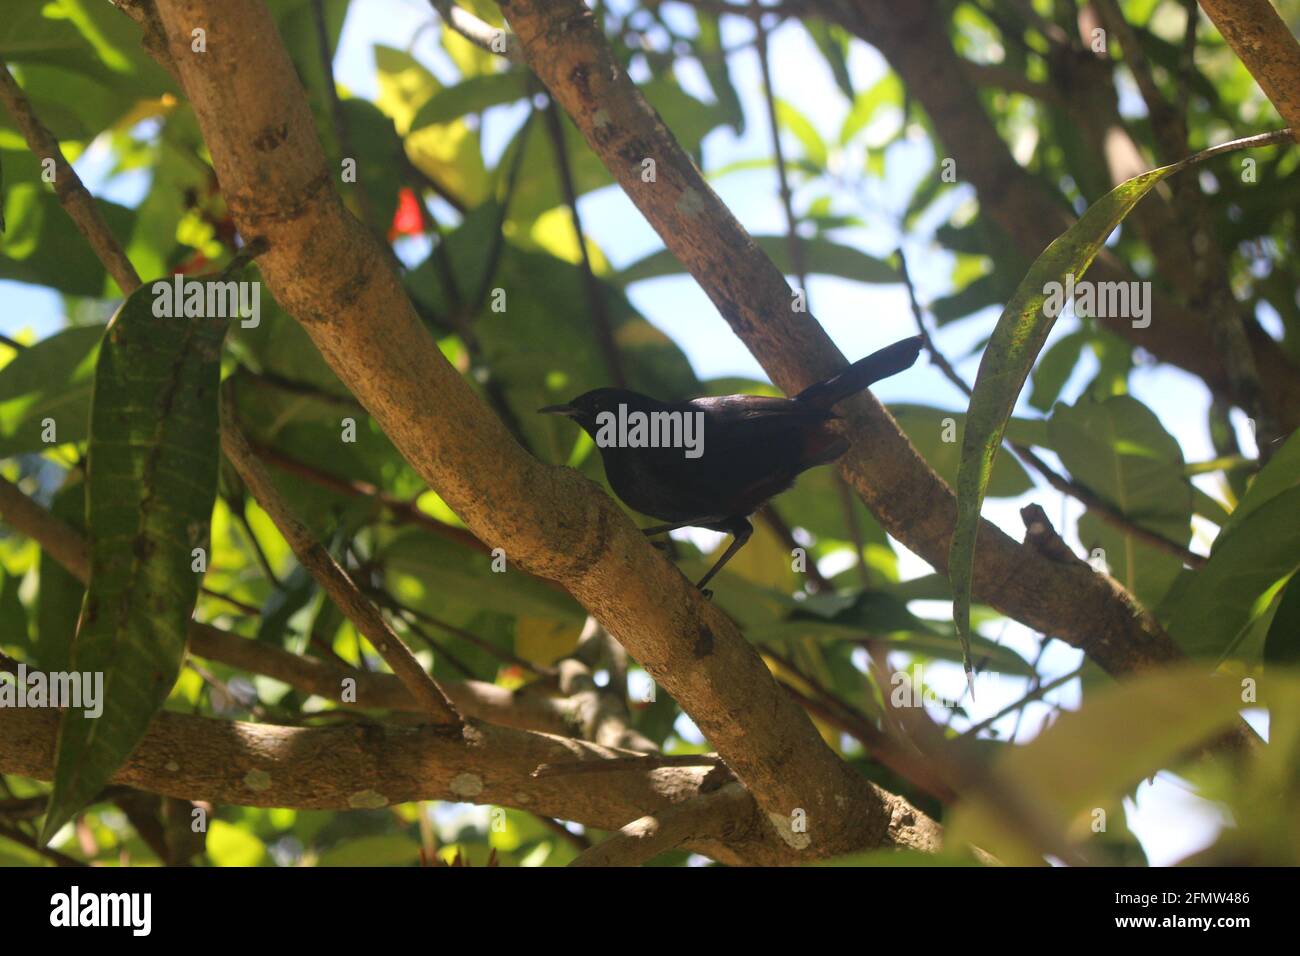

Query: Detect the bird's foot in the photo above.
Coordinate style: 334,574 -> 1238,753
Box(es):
698,586 -> 714,600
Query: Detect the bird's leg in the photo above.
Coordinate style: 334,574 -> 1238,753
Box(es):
640,516 -> 725,536
641,521 -> 691,536
694,517 -> 753,596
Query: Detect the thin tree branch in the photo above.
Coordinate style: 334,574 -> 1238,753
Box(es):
428,1 -> 523,63
311,0 -> 377,234
962,665 -> 1084,740
555,617 -> 657,752
220,384 -> 461,724
0,59 -> 141,294
541,95 -> 626,386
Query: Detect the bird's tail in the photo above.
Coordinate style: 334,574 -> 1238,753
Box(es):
794,335 -> 925,409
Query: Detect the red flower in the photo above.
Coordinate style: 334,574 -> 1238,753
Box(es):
388,187 -> 424,241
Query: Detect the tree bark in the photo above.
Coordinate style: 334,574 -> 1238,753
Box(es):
145,0 -> 937,860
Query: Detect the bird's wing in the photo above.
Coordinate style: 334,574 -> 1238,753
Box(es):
689,394 -> 837,423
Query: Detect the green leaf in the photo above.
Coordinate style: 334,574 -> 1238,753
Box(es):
1264,578 -> 1300,667
893,404 -> 1035,499
382,528 -> 584,623
948,132 -> 1286,688
618,235 -> 896,286
1222,429 -> 1300,537
774,99 -> 828,167
840,73 -> 901,146
318,834 -> 421,867
41,279 -> 228,842
805,21 -> 854,102
410,71 -> 529,130
35,477 -> 86,672
1027,330 -> 1085,412
695,13 -> 744,135
928,271 -> 1002,325
947,666 -> 1279,865
0,324 -> 102,456
205,819 -> 267,866
0,150 -> 135,296
1047,395 -> 1191,608
1166,487 -> 1300,661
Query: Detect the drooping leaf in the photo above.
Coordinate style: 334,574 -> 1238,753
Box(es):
42,277 -> 228,841
948,132 -> 1287,689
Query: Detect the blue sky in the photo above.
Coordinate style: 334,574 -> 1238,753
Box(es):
0,0 -> 1259,864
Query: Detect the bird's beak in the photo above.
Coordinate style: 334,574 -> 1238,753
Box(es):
538,404 -> 577,417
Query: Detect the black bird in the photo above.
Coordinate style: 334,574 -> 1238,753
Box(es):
540,335 -> 924,592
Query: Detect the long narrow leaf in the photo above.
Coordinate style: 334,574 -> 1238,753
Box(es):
41,279 -> 229,841
949,130 -> 1294,690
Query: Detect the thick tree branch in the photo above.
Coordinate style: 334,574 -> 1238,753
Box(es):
495,0 -> 1183,677
0,483 -> 849,863
0,706 -> 813,865
147,0 -> 935,858
558,618 -> 658,752
1198,0 -> 1300,140
1080,2 -> 1280,456
569,782 -> 753,866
